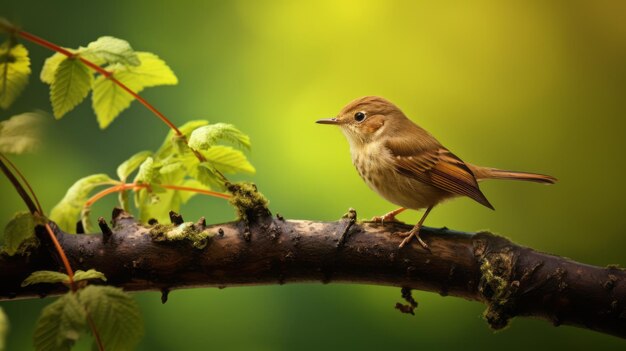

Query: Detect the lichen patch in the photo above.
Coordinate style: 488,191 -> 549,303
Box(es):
148,222 -> 212,249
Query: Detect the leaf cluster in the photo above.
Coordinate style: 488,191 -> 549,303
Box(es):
49,120 -> 255,230
40,36 -> 178,128
1,32 -> 177,128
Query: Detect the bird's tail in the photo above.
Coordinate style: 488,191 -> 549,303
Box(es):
469,165 -> 557,184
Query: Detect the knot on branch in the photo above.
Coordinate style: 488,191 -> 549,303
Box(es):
227,182 -> 270,222
474,232 -> 519,330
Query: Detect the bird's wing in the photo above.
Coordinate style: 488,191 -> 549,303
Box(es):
386,140 -> 494,209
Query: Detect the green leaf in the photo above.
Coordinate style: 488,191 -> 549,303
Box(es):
78,286 -> 143,351
134,187 -> 155,223
50,57 -> 93,119
33,293 -> 86,351
195,163 -> 225,190
0,306 -> 8,351
202,145 -> 256,174
177,120 -> 210,137
118,188 -> 130,212
115,52 -> 177,87
193,145 -> 255,191
80,206 -> 93,233
188,123 -> 251,151
91,73 -> 133,128
158,159 -> 185,175
0,111 -> 45,154
179,179 -> 210,203
133,157 -> 160,185
21,270 -> 69,287
73,269 -> 107,283
92,52 -> 177,128
40,51 -> 73,84
20,269 -> 106,287
50,174 -> 115,232
132,157 -> 165,222
0,42 -> 31,109
2,212 -> 36,256
116,150 -> 152,181
156,120 -> 208,158
82,36 -> 140,67
136,159 -> 187,223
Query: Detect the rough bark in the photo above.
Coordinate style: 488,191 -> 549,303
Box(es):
1,209 -> 625,339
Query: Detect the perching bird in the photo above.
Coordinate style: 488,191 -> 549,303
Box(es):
317,96 -> 556,249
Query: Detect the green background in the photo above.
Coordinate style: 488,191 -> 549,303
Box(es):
2,0 -> 626,349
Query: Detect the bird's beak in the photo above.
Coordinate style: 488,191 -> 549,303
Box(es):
316,117 -> 339,125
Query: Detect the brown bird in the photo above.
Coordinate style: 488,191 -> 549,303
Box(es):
317,96 -> 556,249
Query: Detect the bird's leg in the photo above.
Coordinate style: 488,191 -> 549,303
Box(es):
371,207 -> 406,224
398,206 -> 434,250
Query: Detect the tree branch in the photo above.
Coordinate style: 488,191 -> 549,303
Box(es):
1,209 -> 625,339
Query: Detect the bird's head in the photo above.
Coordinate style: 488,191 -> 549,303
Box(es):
316,96 -> 406,145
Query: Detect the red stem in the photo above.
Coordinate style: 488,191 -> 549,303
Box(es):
44,223 -> 76,291
85,182 -> 230,209
84,183 -> 126,207
161,184 -> 231,199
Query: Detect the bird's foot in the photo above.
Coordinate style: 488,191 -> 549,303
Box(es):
371,208 -> 406,225
397,225 -> 429,251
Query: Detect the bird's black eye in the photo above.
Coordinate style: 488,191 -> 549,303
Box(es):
354,111 -> 366,122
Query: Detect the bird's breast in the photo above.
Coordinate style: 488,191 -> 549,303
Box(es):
350,141 -> 449,210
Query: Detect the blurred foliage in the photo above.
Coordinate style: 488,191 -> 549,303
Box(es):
1,0 -> 626,349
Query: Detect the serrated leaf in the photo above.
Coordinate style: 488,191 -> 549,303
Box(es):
50,174 -> 115,232
92,52 -> 177,128
188,123 -> 251,151
78,286 -> 143,351
2,212 -> 36,256
0,306 -> 7,351
202,145 -> 256,174
156,120 -> 209,158
0,42 -> 31,109
0,111 -> 45,154
50,58 -> 93,119
40,51 -> 74,84
73,269 -> 107,283
21,270 -> 69,287
33,293 -> 86,351
82,36 -> 140,67
116,150 -> 152,181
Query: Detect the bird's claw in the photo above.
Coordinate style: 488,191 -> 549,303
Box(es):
371,214 -> 403,225
397,227 -> 430,251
